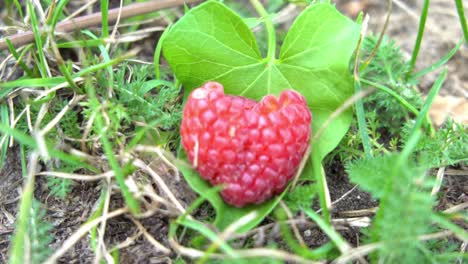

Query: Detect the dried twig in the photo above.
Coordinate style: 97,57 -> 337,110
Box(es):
280,201 -> 306,246
44,207 -> 128,264
129,217 -> 171,254
0,0 -> 201,51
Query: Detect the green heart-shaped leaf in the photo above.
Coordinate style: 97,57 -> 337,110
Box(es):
164,1 -> 360,232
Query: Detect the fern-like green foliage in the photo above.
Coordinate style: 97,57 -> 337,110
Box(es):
328,35 -> 428,164
29,200 -> 54,263
79,63 -> 182,147
346,155 -> 398,198
360,36 -> 423,137
52,100 -> 83,140
346,154 -> 436,262
360,35 -> 411,84
361,35 -> 423,137
46,176 -> 74,199
114,64 -> 182,130
14,96 -> 81,141
283,184 -> 316,214
403,119 -> 468,168
46,160 -> 80,198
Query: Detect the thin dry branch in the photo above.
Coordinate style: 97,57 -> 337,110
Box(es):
129,217 -> 171,254
0,0 -> 201,51
44,208 -> 128,264
334,231 -> 455,264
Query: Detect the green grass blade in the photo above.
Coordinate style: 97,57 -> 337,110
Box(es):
87,189 -> 107,251
27,1 -> 49,78
110,249 -> 119,263
0,52 -> 134,100
101,0 -> 109,38
8,153 -> 37,264
5,40 -> 34,76
412,39 -> 464,79
0,123 -> 98,172
74,51 -> 135,78
7,0 -> 24,20
0,77 -> 65,100
82,30 -> 114,97
275,207 -> 335,259
361,79 -> 419,116
20,144 -> 27,177
432,213 -> 468,241
56,39 -> 106,48
97,114 -> 140,214
57,60 -> 81,92
354,78 -> 372,158
50,0 -> 70,31
85,81 -> 140,214
0,105 -> 9,168
455,0 -> 468,45
48,5 -> 80,93
0,123 -> 38,147
393,70 -> 447,168
0,76 -> 66,89
406,0 -> 430,79
407,68 -> 447,138
177,217 -> 237,257
303,207 -> 349,253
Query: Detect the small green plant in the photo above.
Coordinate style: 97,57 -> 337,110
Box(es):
163,0 -> 360,231
283,183 -> 316,214
328,35 -> 425,163
29,200 -> 55,263
46,162 -> 77,199
408,119 -> 468,168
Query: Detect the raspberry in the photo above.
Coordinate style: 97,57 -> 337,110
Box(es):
180,82 -> 312,207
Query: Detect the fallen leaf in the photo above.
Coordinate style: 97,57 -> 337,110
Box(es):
429,95 -> 468,126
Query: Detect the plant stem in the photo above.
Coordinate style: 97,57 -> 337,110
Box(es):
312,146 -> 331,222
250,0 -> 276,61
454,0 -> 468,45
406,0 -> 430,79
360,0 -> 392,72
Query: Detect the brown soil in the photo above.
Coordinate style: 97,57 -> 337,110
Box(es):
0,147 -> 22,263
0,0 -> 467,263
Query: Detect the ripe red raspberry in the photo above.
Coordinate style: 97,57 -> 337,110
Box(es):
180,82 -> 312,207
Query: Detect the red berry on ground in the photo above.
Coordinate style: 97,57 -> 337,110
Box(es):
180,81 -> 312,207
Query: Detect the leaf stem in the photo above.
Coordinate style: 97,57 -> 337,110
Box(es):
360,0 -> 392,72
250,0 -> 276,61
